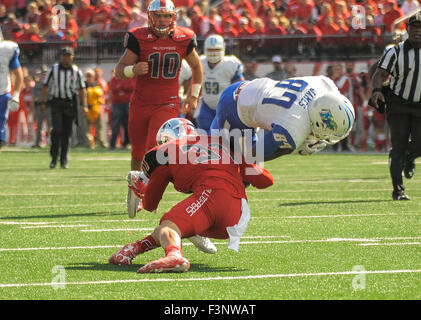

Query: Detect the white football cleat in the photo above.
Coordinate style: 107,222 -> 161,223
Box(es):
126,172 -> 141,218
188,235 -> 217,254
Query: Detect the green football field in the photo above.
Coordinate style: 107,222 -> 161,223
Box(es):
0,147 -> 420,300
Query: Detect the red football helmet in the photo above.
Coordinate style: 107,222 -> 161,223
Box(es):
156,118 -> 197,145
148,0 -> 177,35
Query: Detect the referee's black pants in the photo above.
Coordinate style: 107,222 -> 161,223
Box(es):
50,98 -> 76,165
386,95 -> 421,192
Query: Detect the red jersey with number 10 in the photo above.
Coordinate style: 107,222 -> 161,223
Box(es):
124,26 -> 197,107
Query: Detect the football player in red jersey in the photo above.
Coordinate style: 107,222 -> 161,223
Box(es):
109,118 -> 274,273
114,0 -> 203,217
114,0 -> 203,170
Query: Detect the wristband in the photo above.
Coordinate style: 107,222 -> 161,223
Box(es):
191,83 -> 201,98
372,88 -> 383,94
123,65 -> 134,78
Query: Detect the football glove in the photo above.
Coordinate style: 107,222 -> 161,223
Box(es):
8,92 -> 20,112
297,137 -> 327,155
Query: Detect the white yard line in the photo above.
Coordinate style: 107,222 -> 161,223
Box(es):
1,269 -> 421,288
80,228 -> 154,232
21,225 -> 90,229
2,237 -> 421,252
358,242 -> 421,246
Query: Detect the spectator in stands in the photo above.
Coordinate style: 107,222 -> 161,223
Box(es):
316,2 -> 334,30
220,0 -> 236,20
401,0 -> 420,16
173,0 -> 194,8
0,4 -> 7,24
221,18 -> 238,37
17,23 -> 43,61
64,12 -> 79,40
25,2 -> 41,25
273,0 -> 287,14
84,0 -> 111,40
76,0 -> 94,38
255,0 -> 274,20
265,55 -> 288,81
128,7 -> 148,29
110,0 -> 132,20
45,25 -> 65,45
1,13 -> 22,41
208,7 -> 222,31
190,5 -> 208,37
234,0 -> 256,19
39,0 -> 54,35
286,0 -> 314,21
243,60 -> 258,80
382,0 -> 403,33
334,1 -> 350,21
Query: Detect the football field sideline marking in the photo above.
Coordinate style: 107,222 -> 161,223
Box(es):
1,269 -> 421,288
2,237 -> 421,252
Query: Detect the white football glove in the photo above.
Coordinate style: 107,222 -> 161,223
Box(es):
297,137 -> 327,155
8,92 -> 20,112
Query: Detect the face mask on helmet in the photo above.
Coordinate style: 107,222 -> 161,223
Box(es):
156,118 -> 197,145
204,34 -> 225,64
309,92 -> 355,144
148,0 -> 177,35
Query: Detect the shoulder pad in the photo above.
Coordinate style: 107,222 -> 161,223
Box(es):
130,27 -> 158,42
171,27 -> 195,42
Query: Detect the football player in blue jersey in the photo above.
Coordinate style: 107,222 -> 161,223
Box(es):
210,76 -> 355,161
0,27 -> 24,151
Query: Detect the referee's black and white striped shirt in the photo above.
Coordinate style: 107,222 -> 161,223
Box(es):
378,39 -> 421,103
43,63 -> 86,100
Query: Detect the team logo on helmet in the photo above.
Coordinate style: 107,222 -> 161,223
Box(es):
319,109 -> 338,131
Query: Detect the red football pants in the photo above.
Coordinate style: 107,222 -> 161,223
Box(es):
160,188 -> 242,240
128,104 -> 178,162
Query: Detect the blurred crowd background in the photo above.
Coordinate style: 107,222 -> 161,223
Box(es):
2,0 -> 420,151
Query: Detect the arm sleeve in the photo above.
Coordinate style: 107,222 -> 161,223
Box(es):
378,47 -> 396,74
9,47 -> 21,70
186,33 -> 197,56
125,32 -> 140,56
142,166 -> 171,212
43,67 -> 54,86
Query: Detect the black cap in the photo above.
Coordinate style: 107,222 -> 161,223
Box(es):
61,47 -> 74,55
408,12 -> 421,25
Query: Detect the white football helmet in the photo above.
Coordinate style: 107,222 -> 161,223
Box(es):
148,0 -> 177,35
204,34 -> 225,64
309,92 -> 355,144
156,118 -> 197,145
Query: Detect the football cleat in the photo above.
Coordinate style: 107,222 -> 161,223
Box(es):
126,171 -> 147,218
392,190 -> 410,201
126,187 -> 140,218
137,246 -> 190,273
404,160 -> 415,179
109,242 -> 139,266
188,235 -> 217,254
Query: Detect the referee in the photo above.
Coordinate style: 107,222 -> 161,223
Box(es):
40,47 -> 87,169
371,13 -> 421,200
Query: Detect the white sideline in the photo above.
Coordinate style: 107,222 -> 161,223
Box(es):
1,269 -> 421,288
